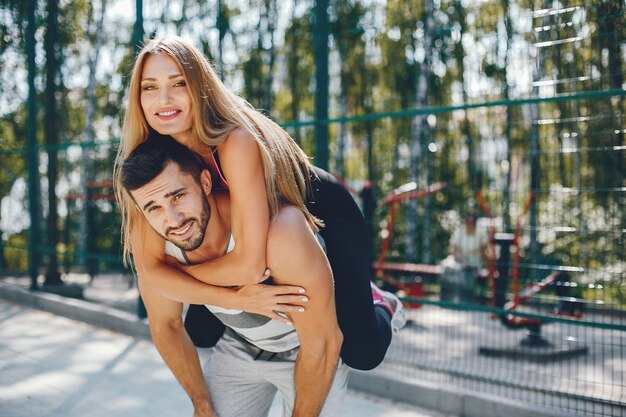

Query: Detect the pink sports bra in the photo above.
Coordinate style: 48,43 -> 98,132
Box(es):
208,147 -> 229,190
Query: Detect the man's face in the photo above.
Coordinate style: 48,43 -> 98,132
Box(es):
131,162 -> 210,251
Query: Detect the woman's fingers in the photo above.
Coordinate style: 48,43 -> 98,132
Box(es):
269,311 -> 293,325
274,294 -> 308,306
274,302 -> 306,313
271,285 -> 306,295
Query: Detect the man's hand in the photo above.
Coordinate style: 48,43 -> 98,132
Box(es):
193,401 -> 218,417
138,278 -> 216,417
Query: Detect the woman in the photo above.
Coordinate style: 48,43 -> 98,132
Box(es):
114,35 -> 403,370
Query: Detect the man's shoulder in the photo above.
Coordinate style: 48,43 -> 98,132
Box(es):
266,206 -> 328,286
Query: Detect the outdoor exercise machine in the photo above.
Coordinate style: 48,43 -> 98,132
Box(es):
477,191 -> 587,359
372,181 -> 446,309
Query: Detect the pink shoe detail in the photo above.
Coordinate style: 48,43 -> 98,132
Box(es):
371,282 -> 407,333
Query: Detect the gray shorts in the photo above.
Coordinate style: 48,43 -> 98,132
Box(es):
202,329 -> 349,417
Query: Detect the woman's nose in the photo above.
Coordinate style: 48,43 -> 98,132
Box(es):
159,86 -> 172,104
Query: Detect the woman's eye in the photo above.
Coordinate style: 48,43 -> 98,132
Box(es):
142,85 -> 156,91
174,80 -> 186,87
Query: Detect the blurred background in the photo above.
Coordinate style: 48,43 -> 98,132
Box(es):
0,1 -> 624,416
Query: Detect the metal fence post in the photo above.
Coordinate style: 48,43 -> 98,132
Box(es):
134,0 -> 147,319
313,0 -> 329,171
26,0 -> 41,290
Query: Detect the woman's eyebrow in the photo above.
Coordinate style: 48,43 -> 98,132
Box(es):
141,74 -> 184,82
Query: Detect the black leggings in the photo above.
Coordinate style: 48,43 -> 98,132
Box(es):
184,167 -> 392,370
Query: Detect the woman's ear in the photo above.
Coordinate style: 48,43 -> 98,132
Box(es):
200,169 -> 213,196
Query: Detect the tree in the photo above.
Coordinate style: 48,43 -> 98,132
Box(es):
329,0 -> 367,178
77,0 -> 108,269
42,0 -> 62,285
241,0 -> 278,112
280,3 -> 314,146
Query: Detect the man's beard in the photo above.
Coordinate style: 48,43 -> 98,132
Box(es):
164,195 -> 211,251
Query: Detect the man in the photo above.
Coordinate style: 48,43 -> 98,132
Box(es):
119,136 -> 346,417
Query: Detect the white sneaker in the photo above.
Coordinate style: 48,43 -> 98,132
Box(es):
371,282 -> 407,333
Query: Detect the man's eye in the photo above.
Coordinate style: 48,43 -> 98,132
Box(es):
147,206 -> 160,213
174,193 -> 184,200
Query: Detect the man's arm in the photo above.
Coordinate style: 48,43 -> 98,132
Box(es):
138,277 -> 216,417
266,207 -> 343,417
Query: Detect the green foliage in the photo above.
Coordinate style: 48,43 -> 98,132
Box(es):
0,0 -> 622,301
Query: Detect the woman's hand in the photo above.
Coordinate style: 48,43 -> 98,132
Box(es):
235,283 -> 308,324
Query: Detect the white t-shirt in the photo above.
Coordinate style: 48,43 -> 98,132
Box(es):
450,227 -> 488,268
165,235 -> 300,353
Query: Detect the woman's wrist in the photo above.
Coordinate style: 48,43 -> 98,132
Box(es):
219,286 -> 241,310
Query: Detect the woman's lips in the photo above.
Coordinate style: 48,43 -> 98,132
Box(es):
155,109 -> 181,120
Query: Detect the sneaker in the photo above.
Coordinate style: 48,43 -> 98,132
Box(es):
371,282 -> 407,333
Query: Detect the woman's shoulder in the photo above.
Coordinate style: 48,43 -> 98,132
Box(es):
217,127 -> 261,164
220,127 -> 255,149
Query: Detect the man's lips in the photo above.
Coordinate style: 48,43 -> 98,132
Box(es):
168,221 -> 194,238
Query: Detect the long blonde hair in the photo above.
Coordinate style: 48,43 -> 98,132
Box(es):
114,35 -> 318,265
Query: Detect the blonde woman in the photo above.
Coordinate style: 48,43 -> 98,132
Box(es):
114,35 -> 404,370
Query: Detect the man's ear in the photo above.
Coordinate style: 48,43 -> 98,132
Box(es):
200,169 -> 213,196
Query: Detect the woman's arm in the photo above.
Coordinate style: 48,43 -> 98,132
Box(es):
131,214 -> 305,323
178,128 -> 272,286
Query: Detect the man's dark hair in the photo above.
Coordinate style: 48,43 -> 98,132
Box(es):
120,132 -> 205,191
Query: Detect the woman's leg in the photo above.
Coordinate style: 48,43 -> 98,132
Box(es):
307,167 -> 396,370
184,304 -> 225,347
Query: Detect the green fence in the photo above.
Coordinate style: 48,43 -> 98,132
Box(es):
0,0 -> 624,416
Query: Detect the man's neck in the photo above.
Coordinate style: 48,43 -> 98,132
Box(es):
182,191 -> 231,264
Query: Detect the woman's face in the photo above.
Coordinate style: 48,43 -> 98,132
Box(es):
140,54 -> 194,143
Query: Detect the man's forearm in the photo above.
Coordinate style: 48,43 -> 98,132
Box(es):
150,321 -> 215,415
292,335 -> 342,417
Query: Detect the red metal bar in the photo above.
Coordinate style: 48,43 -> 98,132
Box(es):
375,201 -> 398,278
379,182 -> 446,206
512,192 -> 536,304
476,191 -> 497,309
373,261 -> 442,276
88,181 -> 113,189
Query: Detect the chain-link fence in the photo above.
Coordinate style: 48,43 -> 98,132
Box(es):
0,0 -> 623,416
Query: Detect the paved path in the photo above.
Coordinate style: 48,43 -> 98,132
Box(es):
0,299 -> 447,417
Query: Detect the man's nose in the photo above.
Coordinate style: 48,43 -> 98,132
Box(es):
166,206 -> 183,227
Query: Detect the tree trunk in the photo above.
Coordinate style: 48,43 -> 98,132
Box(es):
501,0 -> 512,231
262,0 -> 277,112
606,1 -> 624,263
216,0 -> 226,81
314,0 -> 329,171
529,1 -> 548,281
335,40 -> 348,178
26,0 -> 41,288
287,4 -> 301,144
44,0 -> 62,285
407,0 -> 433,264
78,0 -> 108,270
